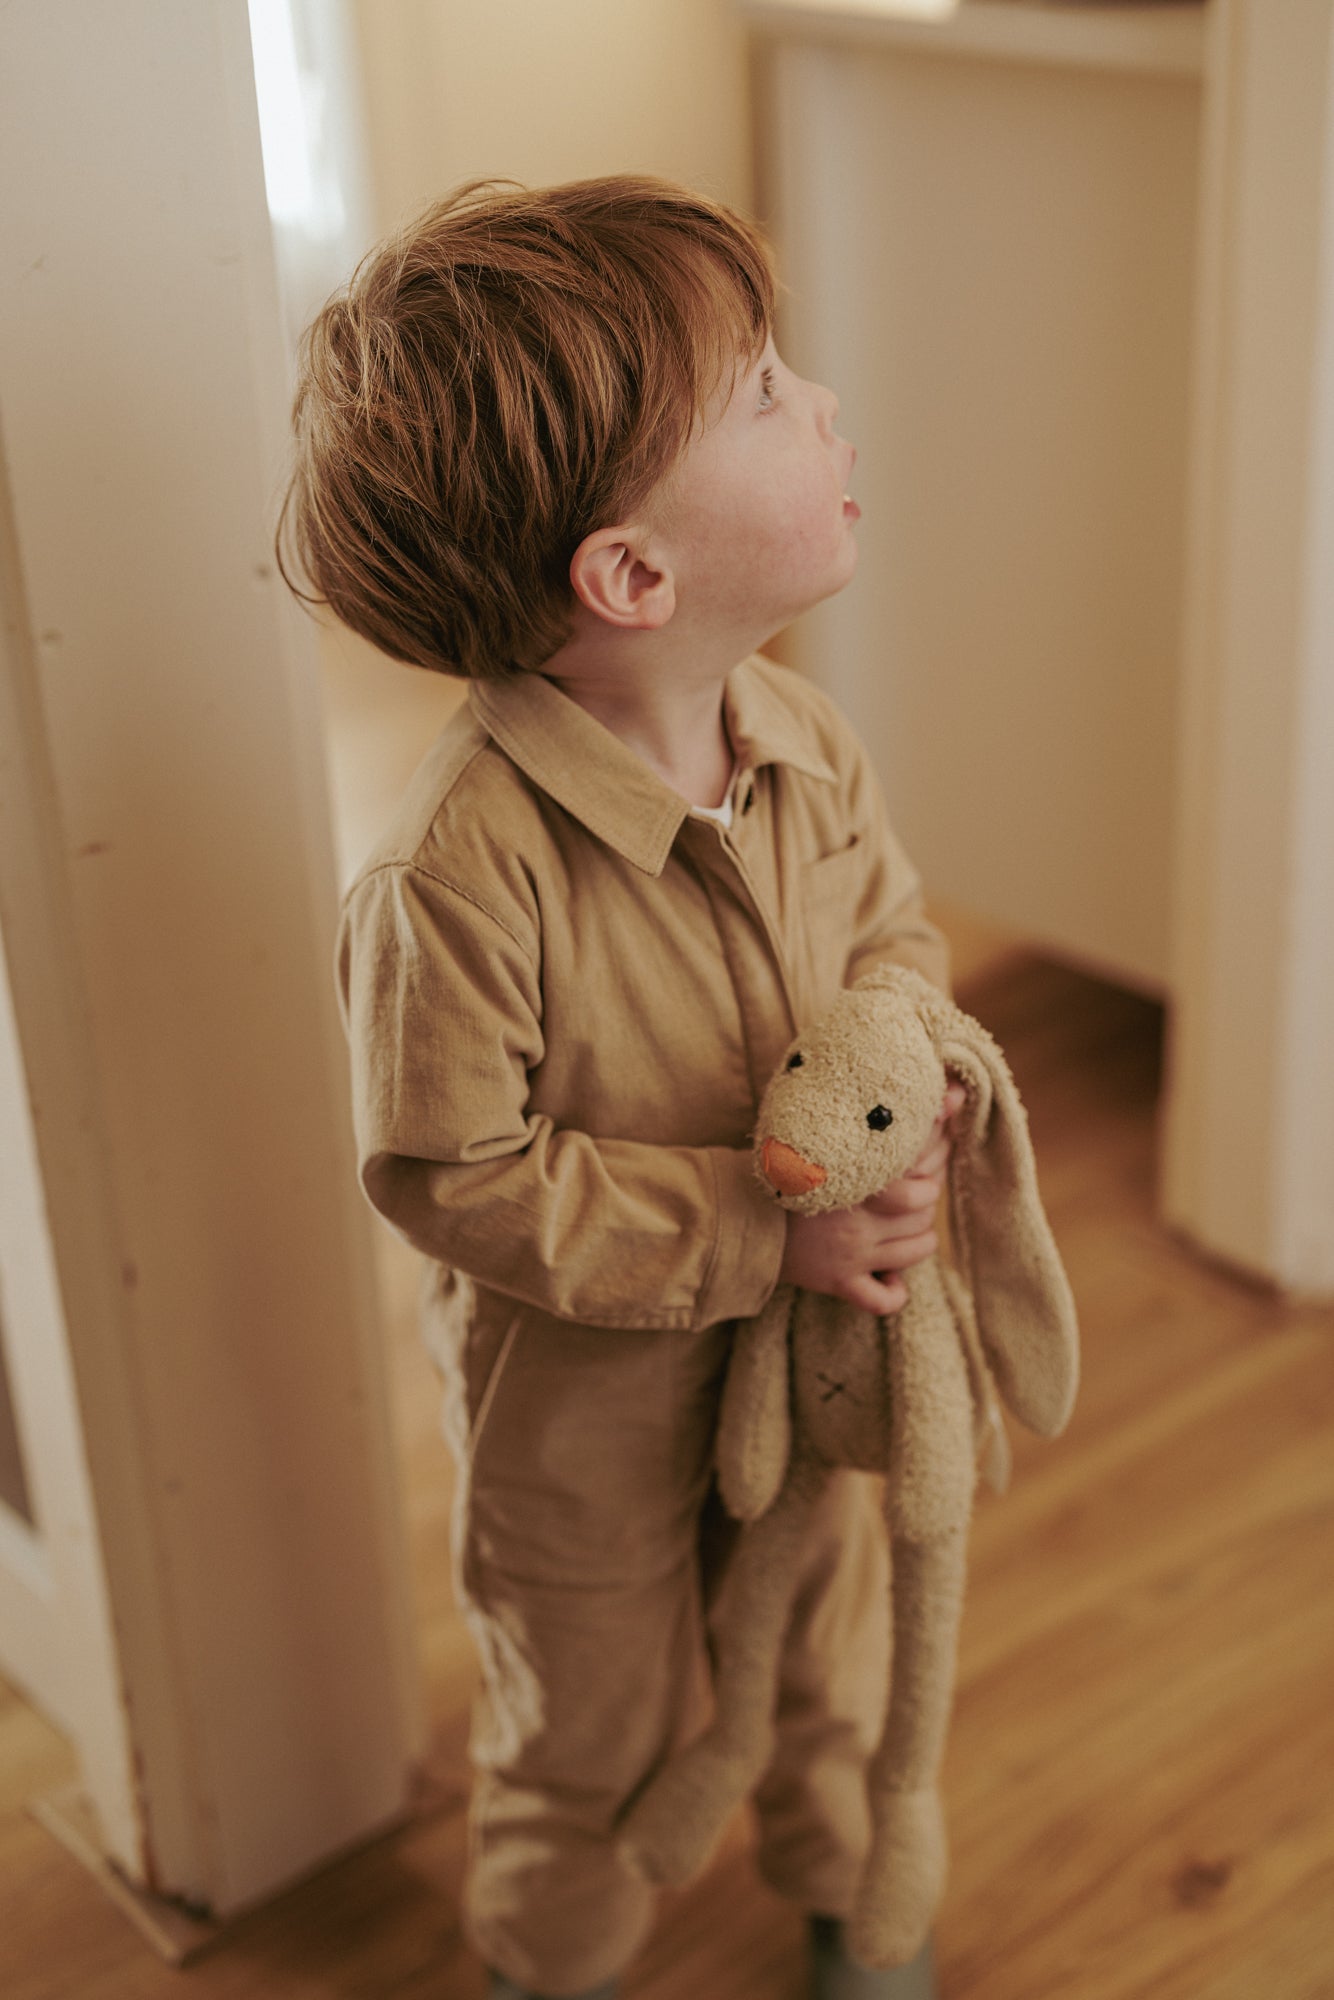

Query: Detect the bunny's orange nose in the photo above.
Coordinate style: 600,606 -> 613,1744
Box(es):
761,1137 -> 827,1196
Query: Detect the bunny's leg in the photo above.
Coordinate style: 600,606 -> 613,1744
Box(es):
849,1525 -> 968,1969
617,1450 -> 827,1886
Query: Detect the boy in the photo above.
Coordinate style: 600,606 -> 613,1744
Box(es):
281,177 -> 960,2000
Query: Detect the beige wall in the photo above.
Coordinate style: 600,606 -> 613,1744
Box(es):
352,0 -> 754,231
766,42 -> 1199,995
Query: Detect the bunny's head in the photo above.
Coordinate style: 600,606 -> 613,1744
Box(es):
753,965 -> 1079,1437
755,982 -> 948,1214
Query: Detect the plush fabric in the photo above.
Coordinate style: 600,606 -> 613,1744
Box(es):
618,966 -> 1079,1966
487,1977 -> 618,2000
809,1915 -> 938,1999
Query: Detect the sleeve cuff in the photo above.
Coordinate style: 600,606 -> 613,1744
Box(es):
697,1147 -> 790,1327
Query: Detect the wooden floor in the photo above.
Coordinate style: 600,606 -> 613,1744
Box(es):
4,942 -> 1333,1999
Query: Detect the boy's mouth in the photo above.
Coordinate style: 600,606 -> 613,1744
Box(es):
843,493 -> 861,521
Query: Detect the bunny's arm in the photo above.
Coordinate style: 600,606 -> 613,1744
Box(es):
717,1282 -> 796,1521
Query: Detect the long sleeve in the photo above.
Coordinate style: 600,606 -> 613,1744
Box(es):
336,861 -> 787,1332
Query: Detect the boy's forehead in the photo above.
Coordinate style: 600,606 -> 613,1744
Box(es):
737,331 -> 777,383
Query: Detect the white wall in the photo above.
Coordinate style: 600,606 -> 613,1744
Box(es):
352,0 -> 754,232
765,40 -> 1200,995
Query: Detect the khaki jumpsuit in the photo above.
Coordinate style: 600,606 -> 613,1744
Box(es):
336,656 -> 949,1996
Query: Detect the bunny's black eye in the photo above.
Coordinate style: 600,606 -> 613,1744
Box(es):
866,1105 -> 893,1131
785,1052 -> 804,1071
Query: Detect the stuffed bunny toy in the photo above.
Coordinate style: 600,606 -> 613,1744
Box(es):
617,964 -> 1079,1968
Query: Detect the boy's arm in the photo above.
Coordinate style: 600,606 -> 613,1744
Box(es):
337,862 -> 787,1332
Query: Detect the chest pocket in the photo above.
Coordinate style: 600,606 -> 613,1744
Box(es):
796,832 -> 867,1020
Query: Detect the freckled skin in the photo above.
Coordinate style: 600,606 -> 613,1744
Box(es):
650,333 -> 861,655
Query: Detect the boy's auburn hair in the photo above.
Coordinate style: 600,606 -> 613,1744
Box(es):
278,174 -> 775,679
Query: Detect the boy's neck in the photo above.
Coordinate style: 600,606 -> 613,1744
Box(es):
539,625 -> 748,811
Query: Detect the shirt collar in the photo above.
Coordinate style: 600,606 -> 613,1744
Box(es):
724,655 -> 839,790
469,654 -> 837,877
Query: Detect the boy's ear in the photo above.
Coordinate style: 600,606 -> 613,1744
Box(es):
569,526 -> 676,631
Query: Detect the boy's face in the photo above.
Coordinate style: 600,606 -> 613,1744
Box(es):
650,334 -> 860,643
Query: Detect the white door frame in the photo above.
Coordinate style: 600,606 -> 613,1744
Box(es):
0,437 -> 164,1875
1163,0 -> 1334,1294
0,0 -> 424,1926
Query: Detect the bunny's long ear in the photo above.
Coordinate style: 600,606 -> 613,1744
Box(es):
929,1000 -> 1079,1437
717,1284 -> 795,1520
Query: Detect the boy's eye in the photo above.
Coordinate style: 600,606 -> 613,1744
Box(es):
758,366 -> 776,412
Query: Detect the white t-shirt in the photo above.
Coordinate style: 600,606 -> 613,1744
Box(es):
688,765 -> 739,830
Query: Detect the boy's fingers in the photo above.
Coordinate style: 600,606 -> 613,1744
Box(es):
911,1088 -> 965,1173
872,1209 -> 939,1251
864,1177 -> 940,1217
911,1136 -> 950,1180
843,1271 -> 908,1316
871,1227 -> 938,1271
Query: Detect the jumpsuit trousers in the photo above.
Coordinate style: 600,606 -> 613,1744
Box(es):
432,1271 -> 891,1998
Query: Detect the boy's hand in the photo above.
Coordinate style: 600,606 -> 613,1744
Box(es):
777,1082 -> 966,1315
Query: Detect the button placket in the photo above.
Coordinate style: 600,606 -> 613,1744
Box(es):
680,818 -> 799,1100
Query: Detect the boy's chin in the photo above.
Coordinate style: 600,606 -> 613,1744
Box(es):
751,562 -> 859,650
815,534 -> 862,597
794,556 -> 861,620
